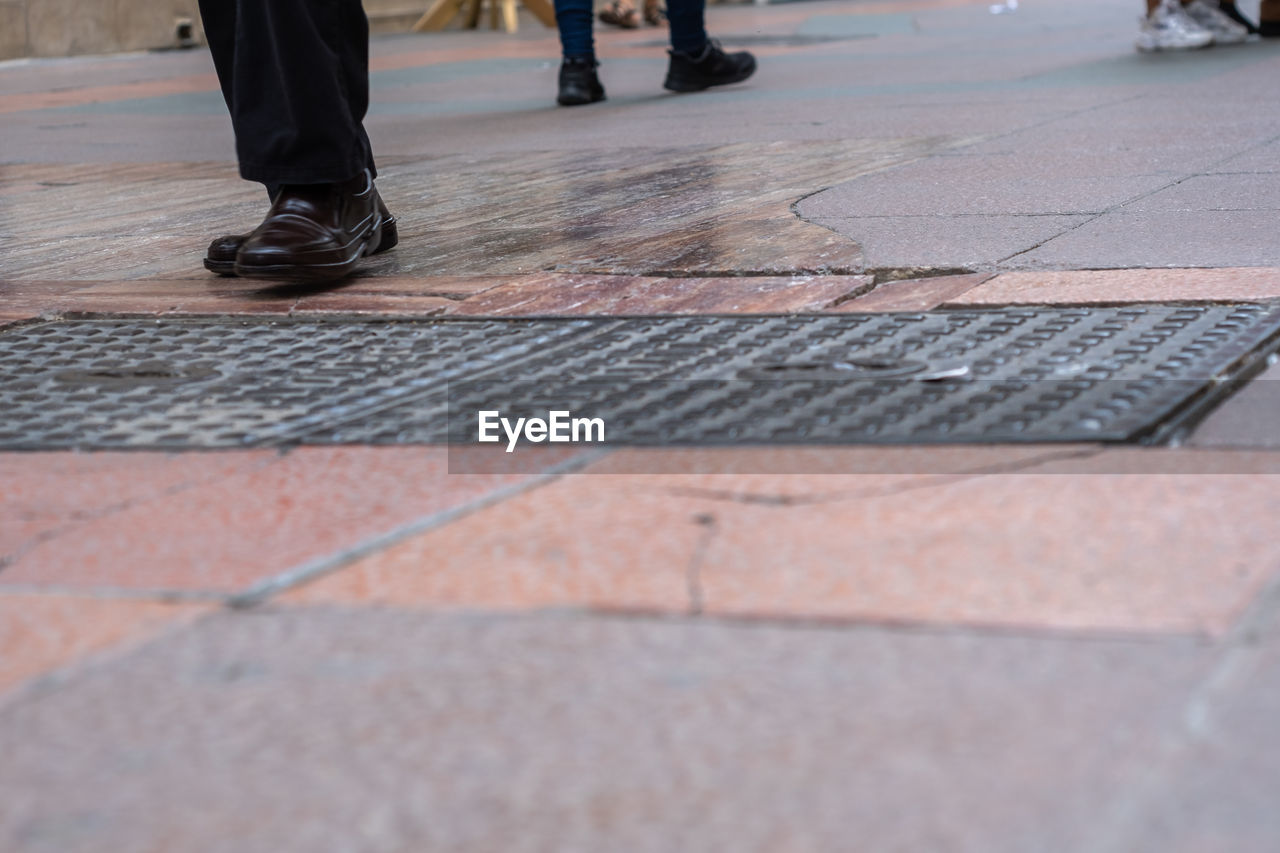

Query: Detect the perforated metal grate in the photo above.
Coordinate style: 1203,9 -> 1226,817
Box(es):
1,306 -> 1277,449
0,318 -> 592,448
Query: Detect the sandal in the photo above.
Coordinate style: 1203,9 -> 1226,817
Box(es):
598,0 -> 640,28
642,0 -> 664,25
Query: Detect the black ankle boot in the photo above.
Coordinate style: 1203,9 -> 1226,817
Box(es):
663,39 -> 756,93
557,57 -> 605,106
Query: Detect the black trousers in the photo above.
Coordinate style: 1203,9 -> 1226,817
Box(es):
198,0 -> 376,186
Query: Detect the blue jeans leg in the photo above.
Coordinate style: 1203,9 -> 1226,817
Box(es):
554,0 -> 595,58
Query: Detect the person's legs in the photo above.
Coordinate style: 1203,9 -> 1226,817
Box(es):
662,0 -> 755,93
198,0 -> 373,185
664,0 -> 707,54
554,0 -> 595,59
554,0 -> 606,106
200,0 -> 237,114
197,0 -> 393,280
1218,0 -> 1261,32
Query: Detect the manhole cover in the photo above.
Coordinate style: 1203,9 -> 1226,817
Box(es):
0,306 -> 1277,449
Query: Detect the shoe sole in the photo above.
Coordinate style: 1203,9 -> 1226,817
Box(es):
203,259 -> 239,276
663,61 -> 757,93
206,217 -> 398,277
557,93 -> 606,106
1135,39 -> 1213,51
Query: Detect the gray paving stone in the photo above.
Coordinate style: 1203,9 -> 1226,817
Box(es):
1189,363 -> 1280,449
1102,594 -> 1280,853
0,608 -> 1214,853
1123,174 -> 1280,213
1211,139 -> 1280,174
811,214 -> 1091,269
797,156 -> 1171,217
1011,211 -> 1280,270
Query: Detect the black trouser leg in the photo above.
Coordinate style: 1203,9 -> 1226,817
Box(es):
666,0 -> 708,55
197,0 -> 375,186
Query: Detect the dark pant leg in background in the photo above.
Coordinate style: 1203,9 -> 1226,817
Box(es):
554,0 -> 595,58
665,0 -> 708,54
196,0 -> 375,186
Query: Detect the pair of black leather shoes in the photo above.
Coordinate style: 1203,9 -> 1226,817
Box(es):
204,169 -> 397,282
556,40 -> 756,106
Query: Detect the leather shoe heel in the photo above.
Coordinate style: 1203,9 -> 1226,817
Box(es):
375,215 -> 398,253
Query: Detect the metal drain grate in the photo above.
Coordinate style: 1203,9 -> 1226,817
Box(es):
0,318 -> 593,449
1,306 -> 1278,450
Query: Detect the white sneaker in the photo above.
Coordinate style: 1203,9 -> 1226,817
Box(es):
1136,0 -> 1215,51
1183,0 -> 1251,44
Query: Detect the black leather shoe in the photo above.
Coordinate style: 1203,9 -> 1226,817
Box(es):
229,170 -> 386,282
663,39 -> 756,93
557,57 -> 605,106
204,193 -> 397,277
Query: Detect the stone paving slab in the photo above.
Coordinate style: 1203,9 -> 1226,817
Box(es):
0,448 -> 579,596
1188,362 -> 1280,450
948,267 -> 1280,306
287,448 -> 1067,612
1123,173 -> 1280,213
442,273 -> 870,315
0,607 -> 1220,853
796,158 -> 1174,217
830,272 -> 994,312
1117,596 -> 1280,853
694,457 -> 1280,635
1214,138 -> 1280,173
0,594 -> 205,696
803,213 -> 1093,271
288,448 -> 1280,636
286,475 -> 703,614
1013,211 -> 1280,271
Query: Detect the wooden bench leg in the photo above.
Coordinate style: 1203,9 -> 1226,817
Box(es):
522,0 -> 558,27
412,0 -> 466,31
500,0 -> 519,32
465,0 -> 484,28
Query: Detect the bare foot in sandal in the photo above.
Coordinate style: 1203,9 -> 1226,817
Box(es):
598,0 -> 640,27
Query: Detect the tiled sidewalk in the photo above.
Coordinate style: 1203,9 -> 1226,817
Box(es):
3,0 -> 1280,848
